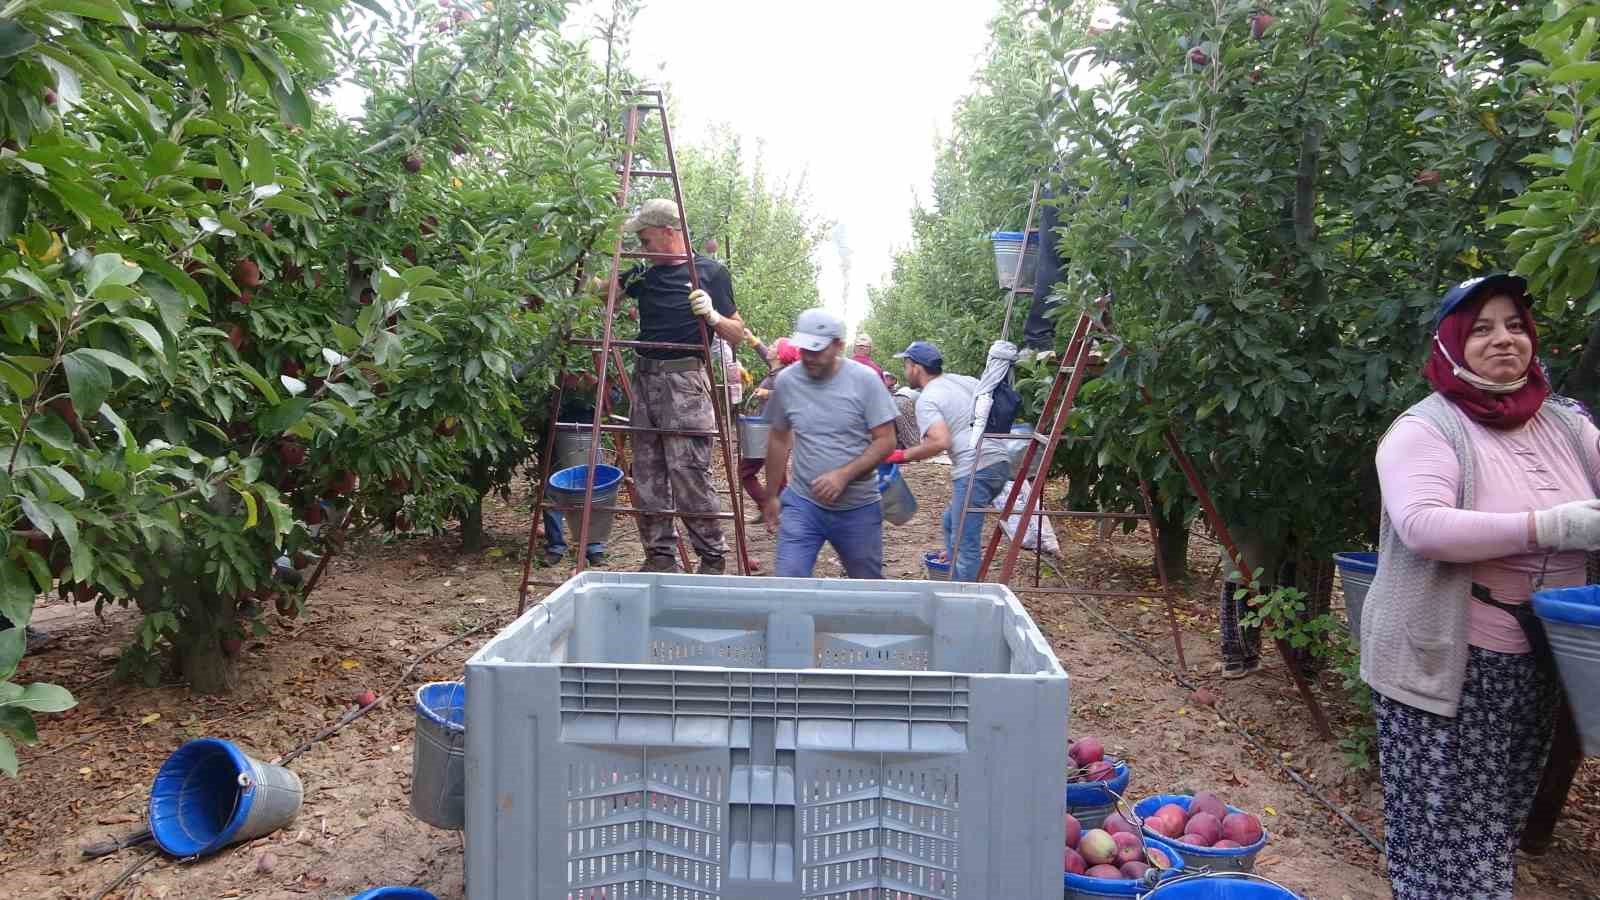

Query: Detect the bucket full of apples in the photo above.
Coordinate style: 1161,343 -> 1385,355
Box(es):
1133,791 -> 1269,873
1065,734 -> 1130,828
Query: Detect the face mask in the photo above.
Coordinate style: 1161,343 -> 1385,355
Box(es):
1434,334 -> 1525,394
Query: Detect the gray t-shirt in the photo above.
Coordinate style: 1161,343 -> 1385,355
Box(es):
768,359 -> 898,510
915,373 -> 1011,479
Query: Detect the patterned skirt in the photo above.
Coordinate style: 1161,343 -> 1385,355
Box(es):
1373,646 -> 1559,900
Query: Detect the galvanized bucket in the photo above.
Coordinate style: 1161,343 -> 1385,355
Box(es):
1531,585 -> 1600,754
547,464 -> 623,546
411,681 -> 466,830
148,738 -> 303,857
738,416 -> 770,460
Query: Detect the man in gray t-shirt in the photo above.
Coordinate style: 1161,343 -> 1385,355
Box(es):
763,309 -> 897,578
888,341 -> 1014,582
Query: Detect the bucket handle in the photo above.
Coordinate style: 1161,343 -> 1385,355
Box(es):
1136,871 -> 1297,899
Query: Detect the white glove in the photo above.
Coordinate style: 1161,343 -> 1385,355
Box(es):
688,289 -> 722,326
1534,499 -> 1600,551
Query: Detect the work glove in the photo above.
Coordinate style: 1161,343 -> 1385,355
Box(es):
884,449 -> 907,465
688,289 -> 722,326
1533,499 -> 1600,551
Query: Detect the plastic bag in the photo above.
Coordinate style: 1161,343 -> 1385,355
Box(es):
994,480 -> 1059,553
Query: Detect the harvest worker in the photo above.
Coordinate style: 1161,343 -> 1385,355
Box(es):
1364,273 -> 1600,900
887,341 -> 1011,581
762,309 -> 898,578
851,332 -> 885,381
620,198 -> 747,574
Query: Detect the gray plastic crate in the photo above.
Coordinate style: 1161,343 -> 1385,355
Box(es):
464,572 -> 1070,900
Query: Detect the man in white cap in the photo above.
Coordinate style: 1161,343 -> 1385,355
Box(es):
619,197 -> 748,574
762,309 -> 898,578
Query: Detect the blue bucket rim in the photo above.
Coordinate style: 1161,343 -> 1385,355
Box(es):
1332,551 -> 1377,574
148,737 -> 257,857
415,681 -> 465,733
350,889 -> 440,900
991,230 -> 1041,243
738,415 -> 769,424
1062,835 -> 1187,893
1138,872 -> 1304,898
1132,794 -> 1268,856
923,550 -> 951,571
548,463 -> 623,495
1066,759 -> 1131,806
1532,585 -> 1600,627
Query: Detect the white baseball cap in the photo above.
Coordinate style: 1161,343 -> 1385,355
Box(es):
791,308 -> 845,352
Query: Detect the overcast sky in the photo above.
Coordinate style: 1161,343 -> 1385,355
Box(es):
576,0 -> 1005,329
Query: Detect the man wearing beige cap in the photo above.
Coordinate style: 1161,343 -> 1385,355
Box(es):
852,332 -> 885,381
619,198 -> 747,573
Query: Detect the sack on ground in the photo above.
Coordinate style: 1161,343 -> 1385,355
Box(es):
995,479 -> 1059,553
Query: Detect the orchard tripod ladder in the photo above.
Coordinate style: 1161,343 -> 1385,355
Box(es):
516,89 -> 751,613
949,182 -> 1333,738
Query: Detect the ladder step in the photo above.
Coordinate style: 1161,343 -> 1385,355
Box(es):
556,422 -> 721,439
575,337 -> 705,353
1012,286 -> 1034,294
972,509 -> 1150,520
542,504 -> 739,519
621,250 -> 691,262
621,169 -> 674,178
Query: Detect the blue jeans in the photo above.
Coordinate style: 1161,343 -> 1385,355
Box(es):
775,488 -> 883,579
944,463 -> 1010,581
545,510 -> 604,557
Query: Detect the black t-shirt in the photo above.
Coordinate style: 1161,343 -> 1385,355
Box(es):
622,254 -> 736,359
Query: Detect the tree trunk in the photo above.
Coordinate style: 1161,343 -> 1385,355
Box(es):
1559,315 -> 1600,411
459,456 -> 491,552
179,632 -> 235,694
1153,498 -> 1192,583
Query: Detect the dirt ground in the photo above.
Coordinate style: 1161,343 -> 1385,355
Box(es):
4,464 -> 1597,899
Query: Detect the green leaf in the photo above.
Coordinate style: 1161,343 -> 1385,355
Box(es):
256,397 -> 310,433
42,466 -> 83,500
245,134 -> 274,185
47,176 -> 127,232
37,0 -> 135,27
270,81 -> 312,129
0,360 -> 35,398
140,273 -> 193,334
0,177 -> 28,242
0,628 -> 23,682
0,705 -> 37,744
0,22 -> 39,59
235,361 -> 279,404
115,317 -> 163,355
83,253 -> 142,297
235,486 -> 258,528
29,413 -> 73,451
73,348 -> 146,382
0,681 -> 76,713
262,194 -> 315,217
22,498 -> 75,550
0,561 -> 33,627
0,731 -> 15,777
1548,61 -> 1600,81
215,145 -> 244,193
61,350 -> 110,417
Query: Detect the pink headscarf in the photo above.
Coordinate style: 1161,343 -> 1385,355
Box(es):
774,337 -> 800,366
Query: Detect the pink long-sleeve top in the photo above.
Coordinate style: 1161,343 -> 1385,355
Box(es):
1376,409 -> 1600,653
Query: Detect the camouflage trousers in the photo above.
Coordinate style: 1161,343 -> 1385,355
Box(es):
632,363 -> 727,561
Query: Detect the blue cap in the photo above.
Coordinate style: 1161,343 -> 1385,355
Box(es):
893,341 -> 943,368
1434,273 -> 1528,330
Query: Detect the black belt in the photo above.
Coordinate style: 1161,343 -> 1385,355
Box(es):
636,356 -> 703,373
1470,583 -> 1556,679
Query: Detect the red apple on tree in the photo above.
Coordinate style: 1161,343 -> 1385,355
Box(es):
1188,47 -> 1210,66
233,258 -> 262,288
1414,169 -> 1442,187
403,152 -> 423,173
1249,13 -> 1274,38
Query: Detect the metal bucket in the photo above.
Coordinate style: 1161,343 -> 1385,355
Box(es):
547,464 -> 623,546
148,738 -> 303,857
877,463 -> 916,525
1333,552 -> 1377,646
1006,423 -> 1045,480
1531,586 -> 1600,754
990,230 -> 1039,289
1065,760 -> 1130,828
738,416 -> 770,460
411,681 -> 466,830
554,429 -> 596,471
923,551 -> 951,581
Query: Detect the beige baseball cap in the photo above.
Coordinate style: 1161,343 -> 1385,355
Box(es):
622,197 -> 683,234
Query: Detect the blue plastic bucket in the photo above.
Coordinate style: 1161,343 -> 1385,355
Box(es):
990,230 -> 1040,289
411,681 -> 466,830
1532,585 -> 1600,754
877,463 -> 917,525
1065,759 -> 1131,828
350,889 -> 439,900
1140,872 -> 1304,898
923,550 -> 951,581
1133,794 -> 1268,873
1332,552 -> 1377,645
1062,836 -> 1186,898
548,464 -> 624,545
147,738 -> 303,857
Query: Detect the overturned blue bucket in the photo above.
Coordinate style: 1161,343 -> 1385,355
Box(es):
878,463 -> 916,525
411,681 -> 466,830
147,738 -> 303,857
548,464 -> 623,545
1532,585 -> 1600,755
350,889 -> 439,900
